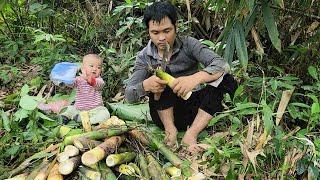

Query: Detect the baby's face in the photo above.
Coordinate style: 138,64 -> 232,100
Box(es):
82,57 -> 102,78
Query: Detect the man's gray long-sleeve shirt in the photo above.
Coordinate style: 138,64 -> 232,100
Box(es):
125,36 -> 230,103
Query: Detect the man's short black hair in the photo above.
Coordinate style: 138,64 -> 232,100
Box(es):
143,1 -> 177,29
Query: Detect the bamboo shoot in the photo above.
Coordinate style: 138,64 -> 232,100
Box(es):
82,136 -> 125,166
106,152 -> 136,167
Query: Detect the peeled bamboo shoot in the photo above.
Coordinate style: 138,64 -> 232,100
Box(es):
106,152 -> 136,167
156,69 -> 192,100
118,164 -> 136,176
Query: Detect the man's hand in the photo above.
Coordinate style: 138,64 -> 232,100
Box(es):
171,75 -> 200,97
143,75 -> 167,93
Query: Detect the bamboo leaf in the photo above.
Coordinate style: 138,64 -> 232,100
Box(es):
262,1 -> 282,52
234,21 -> 248,71
308,66 -> 319,81
1,110 -> 10,132
244,5 -> 258,36
262,100 -> 273,134
223,27 -> 235,65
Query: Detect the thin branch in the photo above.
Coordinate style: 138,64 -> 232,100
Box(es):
265,3 -> 320,20
0,11 -> 15,40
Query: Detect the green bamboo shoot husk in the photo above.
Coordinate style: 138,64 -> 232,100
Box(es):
63,126 -> 128,145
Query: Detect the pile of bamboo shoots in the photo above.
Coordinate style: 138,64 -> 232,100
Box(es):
5,115 -> 203,180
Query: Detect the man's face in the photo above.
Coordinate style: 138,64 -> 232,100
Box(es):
148,16 -> 176,52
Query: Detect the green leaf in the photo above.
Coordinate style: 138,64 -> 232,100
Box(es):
0,110 -> 10,132
20,84 -> 29,96
19,95 -> 38,110
0,0 -> 6,11
311,103 -> 320,115
208,113 -> 229,126
262,100 -> 273,134
14,108 -> 30,122
234,21 -> 248,71
262,0 -> 282,52
223,28 -> 235,65
36,111 -> 54,121
308,66 -> 319,81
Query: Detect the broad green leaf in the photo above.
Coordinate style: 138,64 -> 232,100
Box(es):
290,103 -> 310,108
262,1 -> 282,52
311,103 -> 320,115
308,66 -> 318,81
235,102 -> 259,110
14,108 -> 30,122
223,28 -> 235,65
234,21 -> 248,71
5,145 -> 20,158
36,111 -> 54,121
0,110 -> 10,131
262,100 -> 273,134
19,95 -> 38,110
20,84 -> 29,96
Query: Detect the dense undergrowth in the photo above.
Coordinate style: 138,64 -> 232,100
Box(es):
0,0 -> 319,179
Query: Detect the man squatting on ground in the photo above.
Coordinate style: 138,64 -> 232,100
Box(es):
125,1 -> 237,153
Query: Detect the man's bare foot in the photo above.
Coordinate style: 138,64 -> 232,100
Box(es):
181,130 -> 202,154
164,129 -> 177,147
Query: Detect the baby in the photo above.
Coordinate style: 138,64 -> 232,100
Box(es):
60,54 -> 110,124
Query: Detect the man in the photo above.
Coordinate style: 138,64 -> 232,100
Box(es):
125,1 -> 237,153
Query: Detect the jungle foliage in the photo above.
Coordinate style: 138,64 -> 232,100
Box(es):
0,0 -> 319,179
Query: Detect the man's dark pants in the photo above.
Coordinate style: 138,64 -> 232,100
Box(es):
149,74 -> 238,131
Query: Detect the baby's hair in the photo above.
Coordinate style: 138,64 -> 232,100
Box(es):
83,54 -> 102,63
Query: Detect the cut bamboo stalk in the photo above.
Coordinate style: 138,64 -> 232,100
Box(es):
73,137 -> 101,151
63,126 -> 128,145
138,153 -> 150,179
99,162 -> 117,180
106,152 -> 136,167
80,111 -> 92,132
163,163 -> 181,177
57,152 -> 69,163
34,163 -> 50,180
64,145 -> 79,157
128,129 -> 150,146
26,160 -> 49,180
146,153 -> 167,180
47,163 -> 63,180
276,88 -> 294,126
5,173 -> 28,180
58,156 -> 81,175
79,166 -> 101,180
149,136 -> 183,167
82,136 -> 125,166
